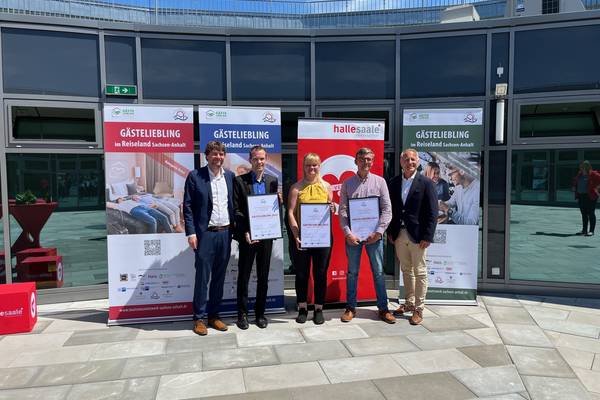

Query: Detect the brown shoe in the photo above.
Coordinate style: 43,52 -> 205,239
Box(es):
379,310 -> 396,324
393,304 -> 414,316
208,318 -> 228,331
340,308 -> 355,322
193,320 -> 208,336
409,309 -> 423,325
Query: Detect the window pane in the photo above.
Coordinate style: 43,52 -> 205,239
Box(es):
7,154 -> 107,288
520,102 -> 600,138
105,36 -> 137,86
316,41 -> 395,100
321,110 -> 390,142
231,42 -> 309,101
11,106 -> 96,142
141,38 -> 225,100
282,112 -> 306,143
510,149 -> 600,284
2,28 -> 100,97
515,26 -> 600,93
401,35 -> 486,98
282,152 -> 297,275
487,151 -> 506,279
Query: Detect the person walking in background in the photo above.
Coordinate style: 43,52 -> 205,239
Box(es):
338,148 -> 395,324
183,141 -> 235,336
573,160 -> 600,237
388,149 -> 438,325
233,145 -> 280,330
287,153 -> 333,325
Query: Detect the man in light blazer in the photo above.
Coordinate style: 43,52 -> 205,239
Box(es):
388,148 -> 438,325
184,141 -> 235,336
233,145 -> 280,330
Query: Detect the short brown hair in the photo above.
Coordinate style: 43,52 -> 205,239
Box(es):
355,147 -> 374,159
204,141 -> 227,156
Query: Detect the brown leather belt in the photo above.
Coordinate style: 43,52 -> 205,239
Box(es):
207,224 -> 230,232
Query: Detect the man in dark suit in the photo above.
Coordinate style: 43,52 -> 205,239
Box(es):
183,141 -> 235,336
233,145 -> 280,330
388,148 -> 438,325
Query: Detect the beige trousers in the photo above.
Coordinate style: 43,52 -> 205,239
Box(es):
394,229 -> 428,311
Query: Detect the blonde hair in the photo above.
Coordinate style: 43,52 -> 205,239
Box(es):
302,152 -> 327,189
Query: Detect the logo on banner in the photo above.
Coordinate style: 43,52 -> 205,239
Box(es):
262,112 -> 277,123
464,113 -> 478,123
205,109 -> 227,119
320,155 -> 357,203
111,107 -> 134,118
30,292 -> 36,318
410,112 -> 429,121
173,109 -> 189,121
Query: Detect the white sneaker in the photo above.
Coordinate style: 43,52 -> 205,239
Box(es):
585,232 -> 594,237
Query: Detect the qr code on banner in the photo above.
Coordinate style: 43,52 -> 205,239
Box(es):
434,229 -> 447,244
144,239 -> 161,256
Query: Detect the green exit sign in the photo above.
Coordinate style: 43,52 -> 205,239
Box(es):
106,84 -> 137,96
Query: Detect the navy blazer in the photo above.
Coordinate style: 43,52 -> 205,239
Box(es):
233,172 -> 279,242
183,166 -> 235,239
388,172 -> 438,243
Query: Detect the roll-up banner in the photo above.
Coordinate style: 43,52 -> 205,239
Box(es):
402,108 -> 483,305
104,105 -> 195,325
198,106 -> 285,315
297,119 -> 385,304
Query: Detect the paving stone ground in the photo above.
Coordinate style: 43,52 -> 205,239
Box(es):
0,290 -> 598,400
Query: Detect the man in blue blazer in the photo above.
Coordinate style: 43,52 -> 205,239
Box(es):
388,148 -> 438,325
184,141 -> 235,336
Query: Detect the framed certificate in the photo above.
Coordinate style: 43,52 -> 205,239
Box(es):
247,194 -> 282,241
299,203 -> 331,248
348,196 -> 380,242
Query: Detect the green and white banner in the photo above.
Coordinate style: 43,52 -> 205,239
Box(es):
402,108 -> 483,305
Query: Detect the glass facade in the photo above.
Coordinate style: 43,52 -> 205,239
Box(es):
105,36 -> 137,86
2,28 -> 100,97
11,106 -> 96,143
400,35 -> 486,98
7,154 -> 107,288
510,148 -> 600,284
514,25 -> 600,93
315,41 -> 395,100
231,42 -> 310,101
141,38 -> 226,100
0,13 -> 599,300
519,101 -> 600,138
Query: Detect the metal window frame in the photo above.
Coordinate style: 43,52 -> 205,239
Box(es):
4,99 -> 102,148
512,95 -> 600,146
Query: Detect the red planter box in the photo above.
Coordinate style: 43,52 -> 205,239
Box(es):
0,282 -> 37,334
18,255 -> 63,289
16,248 -> 57,265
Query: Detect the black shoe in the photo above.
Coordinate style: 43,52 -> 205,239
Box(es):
313,309 -> 325,325
576,231 -> 587,236
236,314 -> 249,330
296,308 -> 308,324
256,316 -> 268,329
